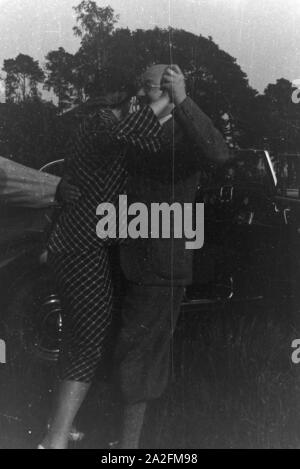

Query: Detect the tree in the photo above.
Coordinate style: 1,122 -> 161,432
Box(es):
65,11 -> 263,143
2,59 -> 19,103
105,28 -> 139,89
0,100 -> 67,168
44,48 -> 75,112
73,1 -> 118,43
72,1 -> 119,96
127,28 -> 258,146
260,79 -> 300,153
0,73 -> 5,101
2,54 -> 45,103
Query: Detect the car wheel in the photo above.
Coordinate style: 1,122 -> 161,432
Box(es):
4,266 -> 62,364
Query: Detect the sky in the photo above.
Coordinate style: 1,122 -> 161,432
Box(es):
0,0 -> 299,100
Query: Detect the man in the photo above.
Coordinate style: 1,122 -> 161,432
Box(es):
55,66 -> 230,448
115,64 -> 231,448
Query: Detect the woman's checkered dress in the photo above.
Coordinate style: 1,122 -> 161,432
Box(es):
47,107 -> 161,383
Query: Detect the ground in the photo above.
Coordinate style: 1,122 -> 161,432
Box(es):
0,297 -> 299,449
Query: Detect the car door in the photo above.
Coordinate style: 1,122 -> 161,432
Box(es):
274,154 -> 300,293
186,149 -> 289,304
0,157 -> 62,268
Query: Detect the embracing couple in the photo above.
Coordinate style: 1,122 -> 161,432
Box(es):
39,64 -> 230,449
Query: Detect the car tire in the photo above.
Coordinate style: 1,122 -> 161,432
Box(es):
4,265 -> 62,365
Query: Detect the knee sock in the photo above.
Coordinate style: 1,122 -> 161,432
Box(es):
120,401 -> 147,449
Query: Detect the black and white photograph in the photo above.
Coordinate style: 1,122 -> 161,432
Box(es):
0,0 -> 300,452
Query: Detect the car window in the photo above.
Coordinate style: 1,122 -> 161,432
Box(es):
215,150 -> 277,193
276,155 -> 300,199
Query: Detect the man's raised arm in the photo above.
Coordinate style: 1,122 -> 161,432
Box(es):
162,65 -> 232,165
174,96 -> 231,165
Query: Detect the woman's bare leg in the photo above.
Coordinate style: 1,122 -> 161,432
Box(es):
40,380 -> 91,449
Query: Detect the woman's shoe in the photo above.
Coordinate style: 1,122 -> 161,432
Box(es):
46,423 -> 84,443
69,428 -> 84,442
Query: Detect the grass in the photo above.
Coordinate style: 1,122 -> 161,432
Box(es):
147,298 -> 300,449
1,293 -> 300,449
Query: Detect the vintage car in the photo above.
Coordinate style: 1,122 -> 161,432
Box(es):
0,157 -> 63,363
188,149 -> 300,303
0,149 -> 299,365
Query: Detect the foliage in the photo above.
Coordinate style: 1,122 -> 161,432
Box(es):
0,100 -> 68,168
44,48 -> 76,112
0,1 -> 299,166
2,54 -> 45,103
262,79 -> 300,153
72,1 -> 119,96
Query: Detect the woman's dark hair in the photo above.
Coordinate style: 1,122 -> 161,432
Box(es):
84,71 -> 137,104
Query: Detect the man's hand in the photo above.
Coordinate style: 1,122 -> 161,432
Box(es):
57,178 -> 81,204
161,65 -> 187,106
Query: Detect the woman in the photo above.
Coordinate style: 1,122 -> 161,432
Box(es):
39,84 -> 171,449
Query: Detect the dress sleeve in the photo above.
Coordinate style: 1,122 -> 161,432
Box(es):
110,106 -> 163,154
